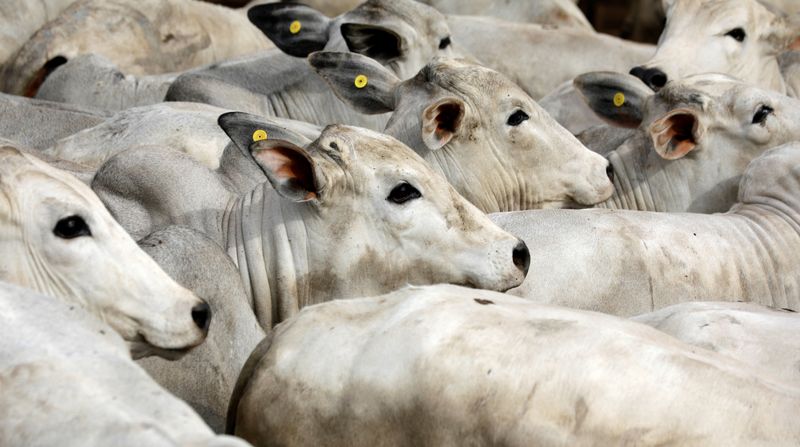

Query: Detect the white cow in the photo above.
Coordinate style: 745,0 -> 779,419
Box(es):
0,144 -> 209,358
1,0 -> 273,96
576,71 -> 800,212
634,302 -> 800,385
93,114 -> 530,328
448,15 -> 654,99
228,284 -> 800,446
629,0 -> 800,94
0,281 -> 250,447
420,0 -> 592,30
492,143 -> 800,316
310,52 -> 613,212
166,0 -> 456,130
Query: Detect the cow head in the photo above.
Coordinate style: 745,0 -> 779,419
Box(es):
737,142 -> 800,213
309,52 -> 614,212
629,0 -> 799,93
0,147 -> 210,359
248,0 -> 455,79
219,112 -> 530,297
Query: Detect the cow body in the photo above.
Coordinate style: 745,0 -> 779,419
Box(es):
229,284 -> 800,446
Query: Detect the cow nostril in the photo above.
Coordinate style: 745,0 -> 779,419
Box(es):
512,240 -> 531,277
606,163 -> 615,183
650,72 -> 667,88
191,302 -> 211,332
629,66 -> 647,81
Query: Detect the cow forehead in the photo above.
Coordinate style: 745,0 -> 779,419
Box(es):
314,125 -> 435,177
652,75 -> 743,110
348,0 -> 448,33
416,59 -> 526,104
669,0 -> 773,27
0,147 -> 97,213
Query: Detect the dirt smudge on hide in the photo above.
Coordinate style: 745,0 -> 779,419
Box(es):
474,298 -> 494,305
527,318 -> 575,335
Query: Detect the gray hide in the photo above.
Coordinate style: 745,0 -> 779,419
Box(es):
36,54 -> 175,112
228,284 -> 800,446
137,226 -> 265,433
0,92 -> 106,150
0,281 -> 251,447
447,15 -> 654,100
492,143 -> 800,316
166,0 -> 456,130
634,302 -> 800,386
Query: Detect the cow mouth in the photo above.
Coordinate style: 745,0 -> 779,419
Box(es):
128,333 -> 199,361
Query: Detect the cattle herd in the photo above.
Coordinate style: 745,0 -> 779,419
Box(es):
1,0 -> 800,445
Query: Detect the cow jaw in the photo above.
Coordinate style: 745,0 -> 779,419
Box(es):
0,148 -> 209,359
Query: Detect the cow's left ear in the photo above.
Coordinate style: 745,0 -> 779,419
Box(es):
421,97 -> 466,151
769,14 -> 800,50
248,3 -> 332,58
309,51 -> 401,114
574,71 -> 653,129
649,108 -> 705,160
250,139 -> 321,202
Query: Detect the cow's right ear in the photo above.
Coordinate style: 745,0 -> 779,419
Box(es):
308,51 -> 401,114
574,71 -> 654,129
248,3 -> 332,58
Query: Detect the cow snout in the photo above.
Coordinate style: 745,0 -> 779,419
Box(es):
629,66 -> 668,90
512,240 -> 531,277
191,302 -> 211,332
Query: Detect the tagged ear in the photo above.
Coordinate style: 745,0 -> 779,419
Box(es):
340,23 -> 403,63
421,98 -> 465,151
248,3 -> 331,58
649,109 -> 704,160
308,51 -> 401,114
574,71 -> 654,129
217,111 -> 314,159
251,140 -> 320,202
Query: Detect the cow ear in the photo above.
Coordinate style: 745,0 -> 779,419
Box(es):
766,14 -> 800,51
421,97 -> 465,151
250,139 -> 320,202
649,109 -> 705,160
217,112 -> 314,154
308,51 -> 401,114
248,3 -> 331,58
574,71 -> 654,129
340,23 -> 403,63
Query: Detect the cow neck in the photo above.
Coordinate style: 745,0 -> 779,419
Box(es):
221,183 -> 312,328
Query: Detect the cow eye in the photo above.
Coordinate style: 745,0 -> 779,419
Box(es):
439,36 -> 451,50
507,110 -> 530,126
54,215 -> 92,239
725,28 -> 746,42
752,105 -> 773,125
387,182 -> 422,204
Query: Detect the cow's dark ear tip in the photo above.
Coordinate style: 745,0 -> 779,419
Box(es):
217,111 -> 242,130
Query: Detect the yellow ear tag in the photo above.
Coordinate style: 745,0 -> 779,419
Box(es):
252,129 -> 268,142
354,74 -> 368,89
613,92 -> 625,107
289,20 -> 302,34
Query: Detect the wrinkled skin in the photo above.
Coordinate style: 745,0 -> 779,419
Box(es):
0,281 -> 251,447
93,119 -> 528,328
634,302 -> 800,386
229,284 -> 800,447
493,143 -> 800,316
1,0 -> 273,96
311,53 -> 613,212
578,72 -> 800,212
632,0 -> 798,94
137,226 -> 265,433
0,145 -> 208,358
166,0 -> 456,130
448,15 -> 654,100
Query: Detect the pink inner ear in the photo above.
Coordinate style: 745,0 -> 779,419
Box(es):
258,146 -> 317,198
654,113 -> 697,160
790,36 -> 800,50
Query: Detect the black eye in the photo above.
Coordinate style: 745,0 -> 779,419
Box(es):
725,28 -> 746,42
439,36 -> 451,50
53,215 -> 91,239
387,182 -> 421,204
752,105 -> 773,125
507,110 -> 530,126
